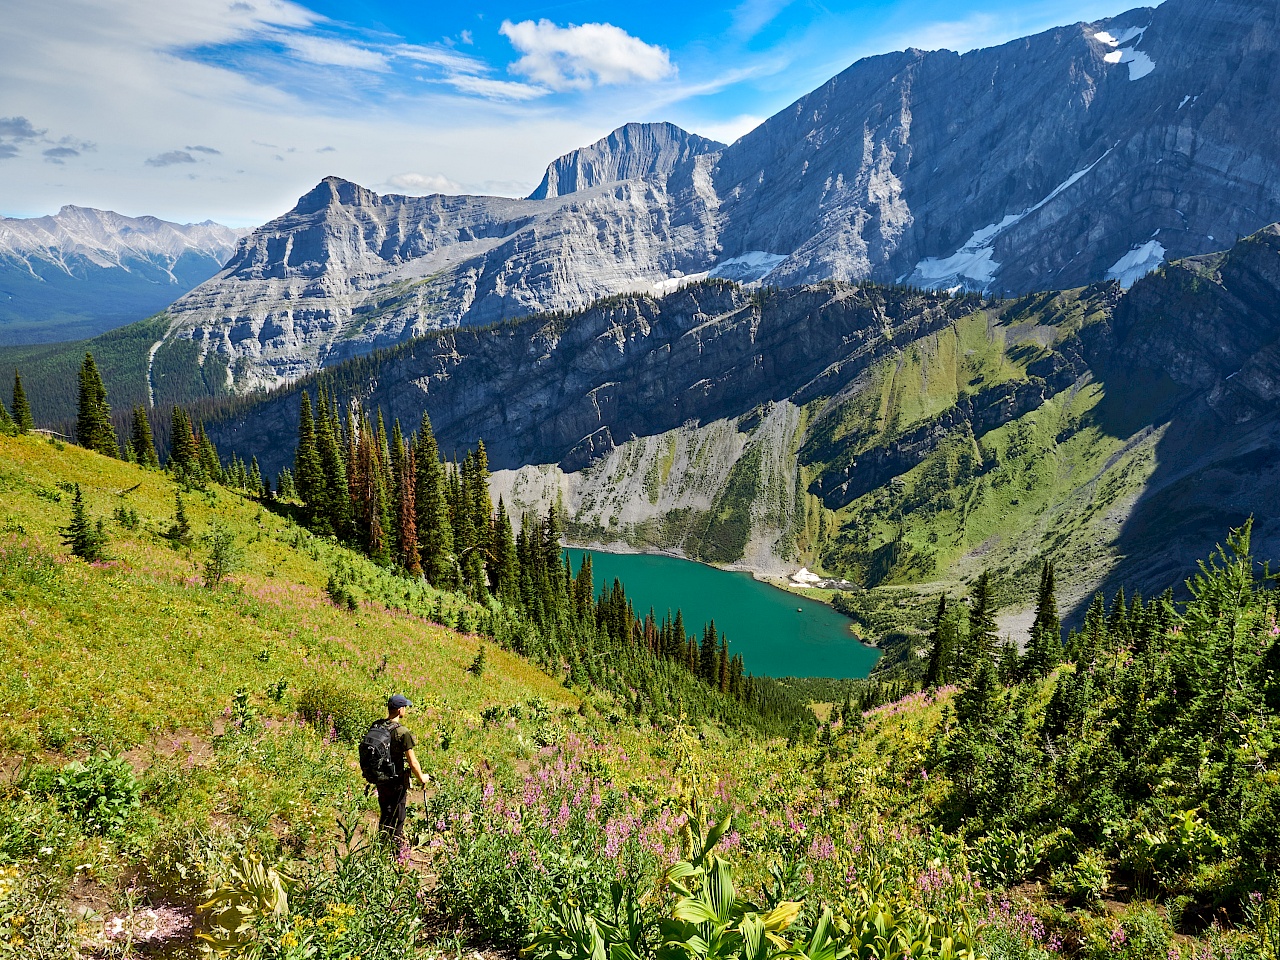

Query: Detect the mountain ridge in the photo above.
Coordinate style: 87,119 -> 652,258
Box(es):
143,0 -> 1280,394
0,206 -> 244,344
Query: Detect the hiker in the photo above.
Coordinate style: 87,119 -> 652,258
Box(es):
359,694 -> 429,850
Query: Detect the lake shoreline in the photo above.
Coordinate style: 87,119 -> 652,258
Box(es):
563,543 -> 882,678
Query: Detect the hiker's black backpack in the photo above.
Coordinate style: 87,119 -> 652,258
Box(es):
359,721 -> 399,784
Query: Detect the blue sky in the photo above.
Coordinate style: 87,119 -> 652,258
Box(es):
0,0 -> 1136,225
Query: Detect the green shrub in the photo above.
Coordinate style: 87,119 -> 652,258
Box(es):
53,753 -> 141,836
970,829 -> 1051,889
1050,850 -> 1109,906
297,683 -> 370,744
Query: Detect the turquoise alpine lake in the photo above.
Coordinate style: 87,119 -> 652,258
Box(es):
564,549 -> 880,679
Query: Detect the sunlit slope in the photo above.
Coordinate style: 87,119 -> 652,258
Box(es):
0,433 -> 572,756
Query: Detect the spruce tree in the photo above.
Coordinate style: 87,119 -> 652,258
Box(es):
700,622 -> 719,682
965,571 -> 998,675
924,594 -> 957,687
62,484 -> 108,561
11,371 -> 33,434
316,395 -> 350,536
0,391 -> 13,435
75,353 -> 117,456
491,497 -> 520,603
169,407 -> 200,477
293,392 -> 323,515
168,491 -> 193,547
129,406 -> 160,468
195,425 -> 222,483
413,414 -> 454,588
1025,560 -> 1061,678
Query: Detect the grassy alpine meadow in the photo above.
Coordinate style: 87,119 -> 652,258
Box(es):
0,431 -> 1277,960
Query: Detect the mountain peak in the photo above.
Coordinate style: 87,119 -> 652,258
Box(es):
528,122 -> 725,201
293,177 -> 382,215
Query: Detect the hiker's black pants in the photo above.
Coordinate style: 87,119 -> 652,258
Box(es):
376,777 -> 408,846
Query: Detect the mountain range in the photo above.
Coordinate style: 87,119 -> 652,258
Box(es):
199,221 -> 1280,624
138,0 -> 1280,394
3,0 -> 1279,620
0,206 -> 243,344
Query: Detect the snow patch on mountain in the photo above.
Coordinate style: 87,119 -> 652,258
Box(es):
909,152 -> 1112,290
1107,240 -> 1166,287
1095,25 -> 1147,46
708,251 -> 788,283
1105,47 -> 1156,80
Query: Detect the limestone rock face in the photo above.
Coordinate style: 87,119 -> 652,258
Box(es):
164,0 -> 1280,391
528,122 -> 724,200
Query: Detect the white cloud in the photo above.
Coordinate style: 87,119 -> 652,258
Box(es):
730,0 -> 797,41
890,13 -> 1003,53
499,20 -> 675,92
444,74 -> 547,101
278,33 -> 388,71
383,172 -> 465,195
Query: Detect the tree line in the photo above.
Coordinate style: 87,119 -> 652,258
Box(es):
31,351 -> 814,735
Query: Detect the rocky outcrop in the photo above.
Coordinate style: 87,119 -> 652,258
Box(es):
528,122 -> 724,200
205,282 -> 978,473
153,0 -> 1280,393
0,206 -> 243,343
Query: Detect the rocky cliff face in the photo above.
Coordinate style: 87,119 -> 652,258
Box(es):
0,206 -> 243,343
154,0 -> 1280,394
205,223 -> 1280,607
528,122 -> 724,200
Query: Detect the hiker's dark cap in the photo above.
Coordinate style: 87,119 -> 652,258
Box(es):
388,694 -> 413,710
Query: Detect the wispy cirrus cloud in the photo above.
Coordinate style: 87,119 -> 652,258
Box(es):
499,20 -> 676,92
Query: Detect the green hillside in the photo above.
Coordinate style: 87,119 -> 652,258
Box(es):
0,312 -> 234,437
1,433 -> 1277,958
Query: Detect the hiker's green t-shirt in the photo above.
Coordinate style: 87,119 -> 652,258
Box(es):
389,722 -> 416,779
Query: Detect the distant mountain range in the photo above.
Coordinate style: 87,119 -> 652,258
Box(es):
0,206 -> 243,344
138,0 -> 1280,393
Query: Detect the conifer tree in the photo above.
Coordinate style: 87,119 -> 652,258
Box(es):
719,637 -> 730,693
62,484 -> 108,561
0,391 -> 13,435
249,456 -> 263,498
1025,560 -> 1061,678
195,425 -> 222,482
293,392 -> 323,515
169,407 -> 200,477
75,353 -> 117,456
129,406 -> 160,468
316,393 -> 350,536
700,622 -> 719,682
956,656 -> 1000,729
168,491 -> 193,547
965,571 -> 998,675
398,450 -> 423,578
413,413 -> 455,588
997,641 -> 1020,685
924,594 -> 958,687
11,371 -> 32,434
491,497 -> 520,602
